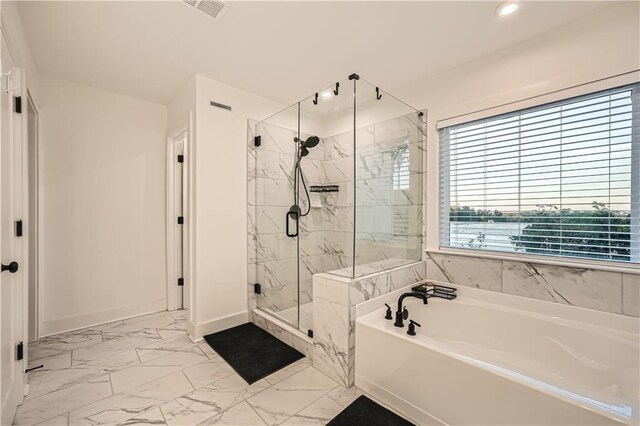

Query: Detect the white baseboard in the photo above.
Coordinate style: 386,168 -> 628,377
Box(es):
40,298 -> 167,337
190,310 -> 248,341
355,374 -> 445,426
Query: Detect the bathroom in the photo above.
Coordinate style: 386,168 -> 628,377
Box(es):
1,1 -> 638,425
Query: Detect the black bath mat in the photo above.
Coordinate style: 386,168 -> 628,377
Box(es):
203,323 -> 304,384
327,396 -> 415,426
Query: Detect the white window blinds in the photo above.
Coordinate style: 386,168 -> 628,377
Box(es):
439,83 -> 640,263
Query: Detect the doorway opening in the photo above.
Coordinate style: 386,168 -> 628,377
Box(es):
166,127 -> 189,312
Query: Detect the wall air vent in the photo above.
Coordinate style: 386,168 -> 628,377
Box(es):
182,0 -> 230,21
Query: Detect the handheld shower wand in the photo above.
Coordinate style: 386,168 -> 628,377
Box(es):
286,136 -> 320,237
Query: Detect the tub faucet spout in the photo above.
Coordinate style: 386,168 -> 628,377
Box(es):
394,292 -> 428,327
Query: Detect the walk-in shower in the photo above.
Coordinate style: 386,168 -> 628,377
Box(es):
248,74 -> 425,336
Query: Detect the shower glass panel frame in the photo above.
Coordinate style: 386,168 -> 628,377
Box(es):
251,75 -> 424,334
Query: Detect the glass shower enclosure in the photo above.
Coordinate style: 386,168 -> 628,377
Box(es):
248,74 -> 424,335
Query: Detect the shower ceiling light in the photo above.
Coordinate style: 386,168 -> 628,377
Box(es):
321,91 -> 332,99
497,1 -> 519,17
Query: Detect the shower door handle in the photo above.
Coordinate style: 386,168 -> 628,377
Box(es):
286,211 -> 299,238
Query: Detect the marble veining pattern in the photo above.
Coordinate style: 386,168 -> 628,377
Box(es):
312,261 -> 426,387
16,310 -> 378,426
425,251 -> 638,317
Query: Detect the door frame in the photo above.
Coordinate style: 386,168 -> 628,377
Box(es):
166,125 -> 190,311
25,89 -> 39,343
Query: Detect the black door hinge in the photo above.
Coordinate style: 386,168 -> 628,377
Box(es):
15,220 -> 23,237
177,277 -> 184,287
307,329 -> 313,338
177,216 -> 184,224
177,154 -> 184,163
14,96 -> 22,114
254,136 -> 261,147
254,283 -> 261,294
16,342 -> 23,361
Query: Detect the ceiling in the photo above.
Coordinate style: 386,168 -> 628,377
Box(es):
18,1 -> 616,106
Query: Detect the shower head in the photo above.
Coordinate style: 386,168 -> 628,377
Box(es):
294,136 -> 321,149
295,136 -> 320,158
304,136 -> 320,148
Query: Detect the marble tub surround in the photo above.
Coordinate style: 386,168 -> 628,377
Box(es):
313,260 -> 426,386
425,251 -> 640,317
16,310 -> 374,426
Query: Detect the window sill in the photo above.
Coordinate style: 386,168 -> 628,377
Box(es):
425,247 -> 640,275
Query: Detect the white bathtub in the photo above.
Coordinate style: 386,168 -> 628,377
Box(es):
355,284 -> 640,425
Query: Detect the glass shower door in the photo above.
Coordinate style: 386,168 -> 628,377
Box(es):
253,104 -> 300,329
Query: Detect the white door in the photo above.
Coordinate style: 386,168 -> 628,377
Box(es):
1,33 -> 25,425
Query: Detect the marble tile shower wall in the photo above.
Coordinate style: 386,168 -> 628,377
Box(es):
322,113 -> 425,272
248,120 -> 325,316
425,251 -> 640,317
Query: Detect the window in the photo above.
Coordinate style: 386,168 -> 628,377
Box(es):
393,146 -> 410,240
439,84 -> 639,263
393,146 -> 410,190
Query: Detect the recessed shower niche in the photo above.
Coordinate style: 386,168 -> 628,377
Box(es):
247,74 -> 426,383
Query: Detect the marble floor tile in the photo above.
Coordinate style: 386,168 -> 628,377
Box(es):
28,345 -> 67,362
110,346 -> 207,394
247,367 -> 337,425
326,385 -> 362,407
136,335 -> 197,363
102,328 -> 163,342
281,395 -> 343,425
157,329 -> 188,340
71,348 -> 141,372
264,358 -> 312,385
198,401 -> 266,425
14,375 -> 112,425
160,374 -> 269,426
28,351 -> 72,372
26,365 -> 106,400
197,341 -> 219,359
35,331 -> 103,352
118,407 -> 167,426
113,314 -> 186,335
170,310 -> 188,320
34,413 -> 70,426
69,371 -> 193,425
182,356 -> 235,389
72,335 -> 162,364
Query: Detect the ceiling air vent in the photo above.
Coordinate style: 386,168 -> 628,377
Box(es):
182,0 -> 230,21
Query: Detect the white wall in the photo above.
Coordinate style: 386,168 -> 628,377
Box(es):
392,2 -> 640,251
167,77 -> 196,136
38,75 -> 168,335
189,75 -> 283,339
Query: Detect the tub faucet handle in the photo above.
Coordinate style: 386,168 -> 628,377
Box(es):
384,303 -> 392,320
407,319 -> 421,336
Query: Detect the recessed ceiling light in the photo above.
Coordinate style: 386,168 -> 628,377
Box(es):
497,1 -> 519,17
321,91 -> 332,99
